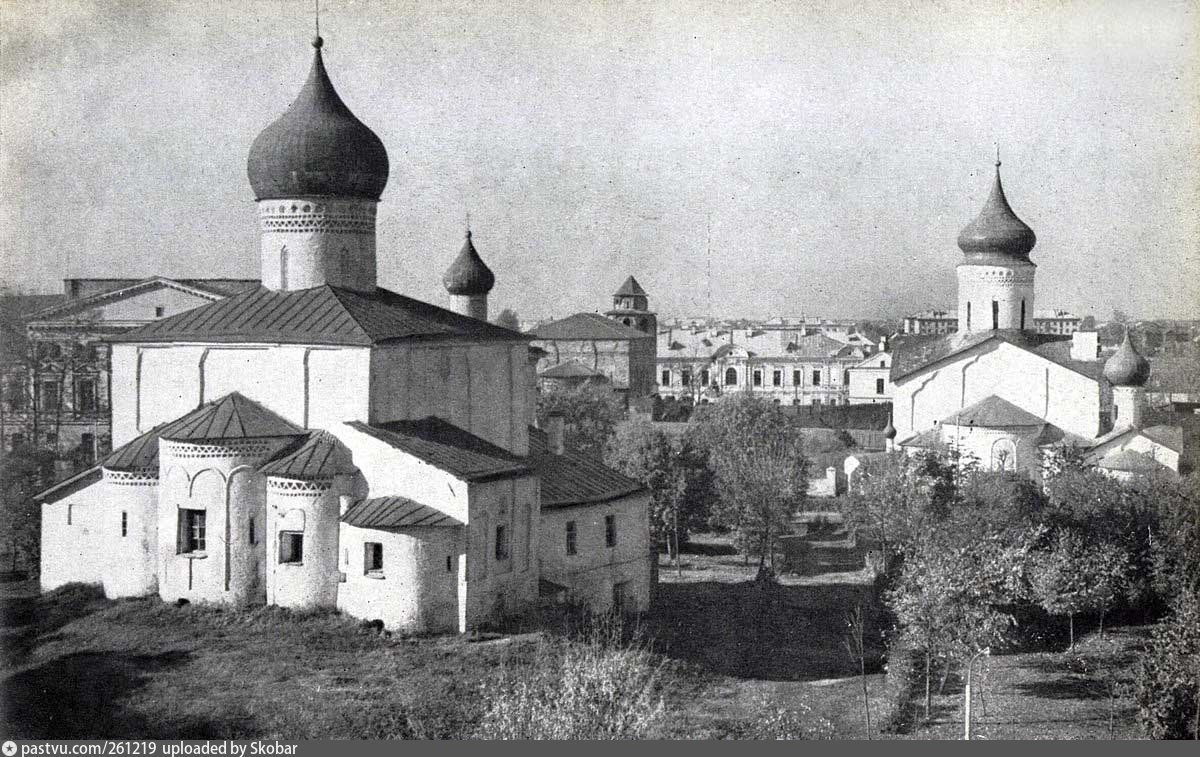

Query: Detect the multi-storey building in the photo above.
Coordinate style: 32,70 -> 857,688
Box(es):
903,307 -> 1081,337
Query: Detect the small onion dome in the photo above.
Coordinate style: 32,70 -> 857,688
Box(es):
1103,331 -> 1150,387
442,229 -> 495,296
957,161 -> 1037,261
883,416 -> 897,440
247,37 -> 389,201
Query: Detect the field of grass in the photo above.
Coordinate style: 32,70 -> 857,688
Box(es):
1,576 -> 1149,739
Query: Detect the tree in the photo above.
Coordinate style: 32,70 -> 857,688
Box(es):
536,383 -> 624,460
605,421 -> 713,561
0,445 -> 54,575
1134,590 -> 1200,739
843,452 -> 931,562
688,396 -> 808,570
1031,530 -> 1130,650
493,308 -> 520,331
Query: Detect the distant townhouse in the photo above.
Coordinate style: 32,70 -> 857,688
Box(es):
903,307 -> 1081,337
847,350 -> 894,404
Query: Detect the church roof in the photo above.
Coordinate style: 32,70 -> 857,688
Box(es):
529,312 -> 650,341
346,418 -> 530,482
890,331 -> 1103,383
260,431 -> 356,480
247,38 -> 389,201
613,276 -> 647,297
538,359 -> 604,379
1103,331 -> 1151,387
956,161 -> 1037,263
940,395 -> 1048,428
103,393 -> 301,472
528,427 -> 644,507
341,496 -> 463,529
107,285 -> 526,346
442,230 -> 496,296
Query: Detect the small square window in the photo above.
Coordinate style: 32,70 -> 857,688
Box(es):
495,525 -> 510,561
364,542 -> 383,573
605,515 -> 617,548
566,521 -> 578,555
279,531 -> 303,564
154,306 -> 165,318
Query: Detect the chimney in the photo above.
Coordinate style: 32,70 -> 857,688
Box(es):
339,495 -> 354,518
1071,331 -> 1100,362
546,413 -> 565,455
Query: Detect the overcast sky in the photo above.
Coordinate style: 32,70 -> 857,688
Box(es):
2,0 -> 1197,320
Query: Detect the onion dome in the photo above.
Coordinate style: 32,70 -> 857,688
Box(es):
442,229 -> 495,296
957,159 -> 1037,262
883,415 -> 897,440
1103,330 -> 1150,387
247,37 -> 389,201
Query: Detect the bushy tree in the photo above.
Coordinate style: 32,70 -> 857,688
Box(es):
688,396 -> 807,569
492,308 -> 520,331
536,383 -> 624,460
1149,474 -> 1200,604
605,421 -> 713,557
843,452 -> 932,561
0,446 -> 54,575
1135,591 -> 1200,739
1031,530 -> 1130,649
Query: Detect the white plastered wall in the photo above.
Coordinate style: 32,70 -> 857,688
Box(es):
40,479 -> 108,592
465,476 -> 541,626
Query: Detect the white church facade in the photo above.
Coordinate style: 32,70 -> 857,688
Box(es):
35,35 -> 651,633
891,158 -> 1186,480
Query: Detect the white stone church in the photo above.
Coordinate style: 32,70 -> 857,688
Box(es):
891,158 -> 1186,479
35,36 -> 651,633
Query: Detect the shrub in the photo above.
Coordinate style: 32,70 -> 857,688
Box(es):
475,623 -> 664,739
1135,592 -> 1200,739
876,635 -> 921,733
730,697 -> 835,740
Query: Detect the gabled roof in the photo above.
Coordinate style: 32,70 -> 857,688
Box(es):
341,496 -> 462,529
346,418 -> 530,482
528,427 -> 643,507
940,395 -> 1047,428
891,330 -> 1101,383
613,276 -> 647,297
539,359 -> 603,379
1092,423 -> 1185,454
26,277 -> 229,321
530,312 -> 649,341
1097,448 -> 1168,474
260,431 -> 356,480
108,285 -> 527,346
32,466 -> 102,504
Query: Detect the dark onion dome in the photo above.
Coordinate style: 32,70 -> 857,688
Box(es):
247,37 -> 389,202
883,415 -> 897,440
442,229 -> 495,296
957,160 -> 1037,262
1103,330 -> 1150,387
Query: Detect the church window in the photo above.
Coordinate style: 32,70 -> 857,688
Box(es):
876,378 -> 886,395
364,542 -> 383,574
248,517 -> 257,545
154,306 -> 165,318
967,302 -> 971,330
1021,299 -> 1026,330
180,509 -> 206,554
495,525 -> 510,561
446,555 -> 454,572
992,301 -> 999,330
566,521 -> 578,555
724,368 -> 738,386
772,370 -> 782,387
121,511 -> 127,537
605,515 -> 617,548
639,318 -> 648,331
880,360 -> 886,368
67,503 -> 73,526
753,370 -> 763,387
279,531 -> 303,564
661,369 -> 671,386
812,370 -> 822,386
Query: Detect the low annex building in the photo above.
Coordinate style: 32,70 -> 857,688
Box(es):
36,35 -> 651,633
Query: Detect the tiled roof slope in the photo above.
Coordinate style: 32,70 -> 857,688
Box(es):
1097,448 -> 1168,474
342,497 -> 462,528
890,331 -> 1101,382
347,417 -> 530,482
104,393 -> 302,472
260,431 -> 357,480
530,312 -> 650,341
528,426 -> 643,507
108,285 -> 527,346
940,395 -> 1048,427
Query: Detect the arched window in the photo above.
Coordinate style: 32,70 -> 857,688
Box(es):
990,438 -> 1017,471
967,302 -> 972,330
279,246 -> 289,289
1020,299 -> 1026,331
992,300 -> 999,330
724,367 -> 738,386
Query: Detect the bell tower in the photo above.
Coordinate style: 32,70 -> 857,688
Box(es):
606,276 -> 657,335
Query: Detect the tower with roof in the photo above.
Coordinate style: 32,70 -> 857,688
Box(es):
955,154 -> 1038,334
606,276 -> 657,336
442,228 -> 496,321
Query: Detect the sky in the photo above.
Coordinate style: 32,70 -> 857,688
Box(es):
1,0 -> 1197,321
